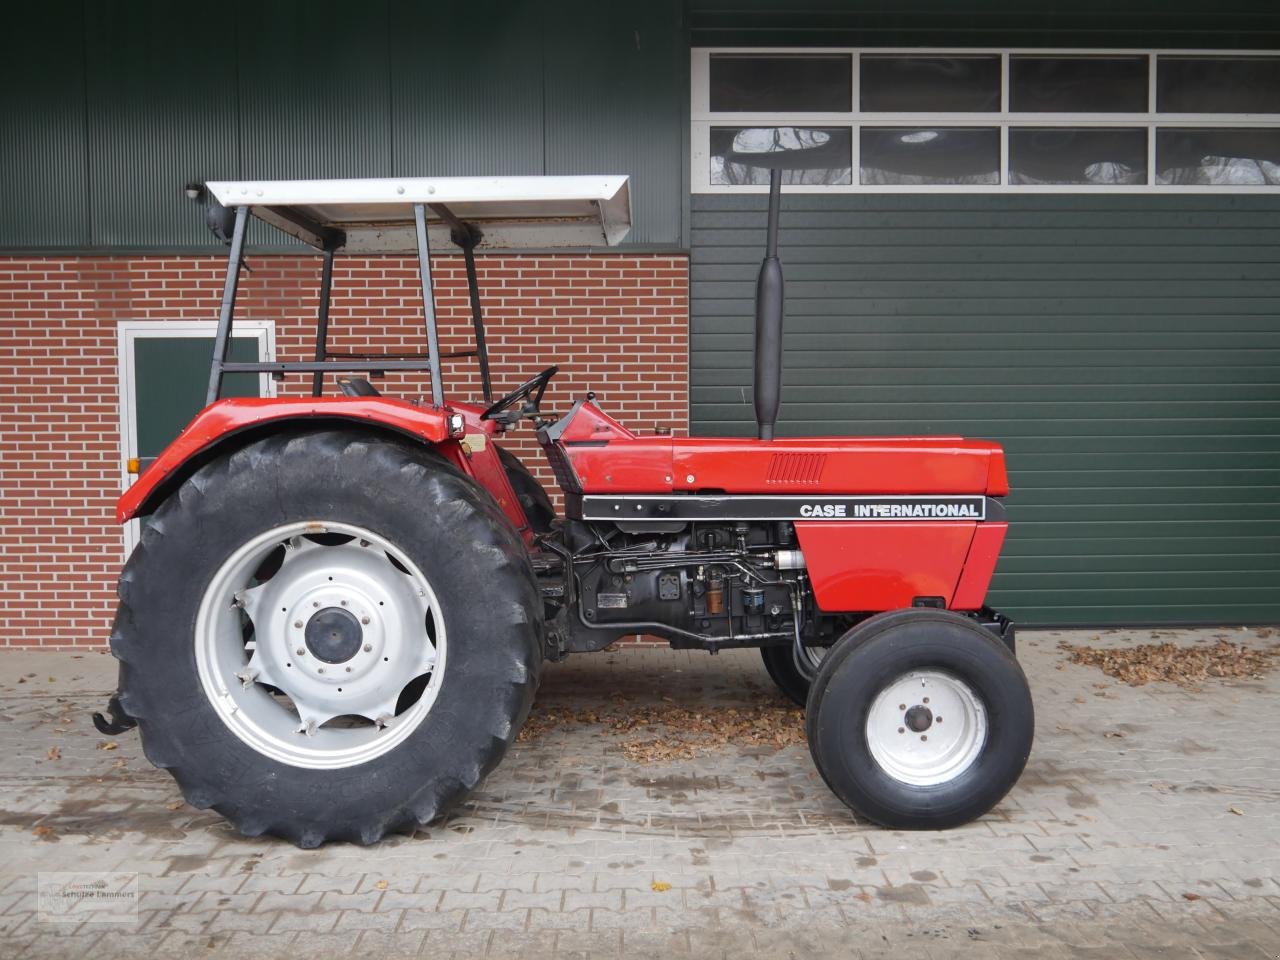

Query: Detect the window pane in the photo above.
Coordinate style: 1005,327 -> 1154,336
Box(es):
1158,57 -> 1280,114
711,127 -> 853,185
860,127 -> 999,185
1010,56 -> 1148,113
710,54 -> 852,113
1156,128 -> 1280,185
1009,128 -> 1147,185
860,56 -> 1001,112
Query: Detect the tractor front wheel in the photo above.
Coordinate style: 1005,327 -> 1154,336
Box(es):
111,428 -> 542,847
806,609 -> 1033,829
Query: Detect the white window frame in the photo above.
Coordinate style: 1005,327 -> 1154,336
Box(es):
691,47 -> 1280,193
117,320 -> 276,556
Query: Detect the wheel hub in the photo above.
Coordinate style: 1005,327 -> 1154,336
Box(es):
904,704 -> 933,732
865,670 -> 987,787
304,607 -> 363,663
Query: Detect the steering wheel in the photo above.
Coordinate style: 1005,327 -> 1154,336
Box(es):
481,365 -> 559,422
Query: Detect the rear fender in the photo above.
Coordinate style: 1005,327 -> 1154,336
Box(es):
117,398 -> 534,542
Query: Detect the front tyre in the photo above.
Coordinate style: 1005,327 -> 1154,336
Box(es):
111,428 -> 542,847
806,609 -> 1033,829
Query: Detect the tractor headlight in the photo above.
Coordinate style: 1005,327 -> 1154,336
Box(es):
446,413 -> 466,438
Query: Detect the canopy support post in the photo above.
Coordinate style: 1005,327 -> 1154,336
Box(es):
460,242 -> 493,404
311,247 -> 336,397
206,204 -> 250,406
412,203 -> 445,408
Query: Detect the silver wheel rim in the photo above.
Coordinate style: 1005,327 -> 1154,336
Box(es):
194,521 -> 445,770
865,670 -> 987,787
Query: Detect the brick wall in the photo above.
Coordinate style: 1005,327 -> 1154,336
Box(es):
0,253 -> 689,648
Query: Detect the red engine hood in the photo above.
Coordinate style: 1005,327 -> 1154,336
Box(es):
555,401 -> 1009,497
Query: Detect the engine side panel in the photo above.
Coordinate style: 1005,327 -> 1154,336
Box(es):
794,521 -> 978,611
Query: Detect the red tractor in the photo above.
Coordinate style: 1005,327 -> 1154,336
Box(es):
98,172 -> 1032,847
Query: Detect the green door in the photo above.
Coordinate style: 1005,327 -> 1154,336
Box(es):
122,329 -> 267,553
131,335 -> 262,472
690,194 -> 1280,626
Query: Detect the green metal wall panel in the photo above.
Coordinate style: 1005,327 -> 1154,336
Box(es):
85,1 -> 239,247
689,193 -> 1280,625
543,0 -> 687,245
690,0 -> 1280,48
237,0 -> 393,180
0,0 -> 684,250
0,1 -> 89,247
390,1 -> 544,177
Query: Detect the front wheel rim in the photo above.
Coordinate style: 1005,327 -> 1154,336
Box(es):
865,670 -> 987,787
194,521 -> 446,770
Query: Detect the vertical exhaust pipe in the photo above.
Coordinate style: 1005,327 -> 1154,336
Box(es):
754,168 -> 784,441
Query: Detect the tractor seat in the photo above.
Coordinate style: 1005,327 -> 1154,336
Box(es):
336,376 -> 381,397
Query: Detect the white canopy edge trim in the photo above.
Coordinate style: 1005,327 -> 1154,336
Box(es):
205,175 -> 633,251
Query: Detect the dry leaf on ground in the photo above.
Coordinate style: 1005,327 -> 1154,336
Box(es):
45,747 -> 60,761
650,881 -> 672,892
517,695 -> 805,763
1059,639 -> 1280,688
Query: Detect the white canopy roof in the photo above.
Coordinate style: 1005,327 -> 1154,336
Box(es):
205,175 -> 632,253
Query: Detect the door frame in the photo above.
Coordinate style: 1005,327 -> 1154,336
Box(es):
116,319 -> 276,556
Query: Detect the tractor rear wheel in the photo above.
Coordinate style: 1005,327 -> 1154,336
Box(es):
806,609 -> 1033,829
111,428 -> 542,847
496,445 -> 555,533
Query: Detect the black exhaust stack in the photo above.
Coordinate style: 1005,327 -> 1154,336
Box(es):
754,168 -> 784,440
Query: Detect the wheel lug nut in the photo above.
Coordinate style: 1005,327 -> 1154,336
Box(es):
923,697 -> 929,704
345,666 -> 352,673
936,716 -> 943,723
341,600 -> 348,606
294,621 -> 303,629
317,668 -> 325,674
361,617 -> 370,625
898,704 -> 906,711
313,601 -> 320,608
898,727 -> 905,734
920,735 -> 928,741
296,648 -> 305,656
363,644 -> 373,653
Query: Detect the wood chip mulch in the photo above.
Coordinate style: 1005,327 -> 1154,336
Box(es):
516,695 -> 806,763
1058,635 -> 1280,688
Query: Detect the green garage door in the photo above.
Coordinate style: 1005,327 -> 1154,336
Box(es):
690,194 -> 1280,625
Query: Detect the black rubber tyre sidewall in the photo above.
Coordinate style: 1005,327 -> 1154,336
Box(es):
760,644 -> 810,707
806,610 -> 1033,829
112,428 -> 542,847
495,445 -> 556,533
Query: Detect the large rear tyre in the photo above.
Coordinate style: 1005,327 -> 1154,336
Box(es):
111,428 -> 542,847
806,609 -> 1033,829
496,445 -> 555,533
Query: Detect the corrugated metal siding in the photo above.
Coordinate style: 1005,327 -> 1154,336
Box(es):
690,0 -> 1280,48
84,1 -> 239,247
0,0 -> 685,250
690,194 -> 1280,624
543,0 -> 686,245
389,2 -> 545,177
238,1 -> 393,181
0,1 -> 89,247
